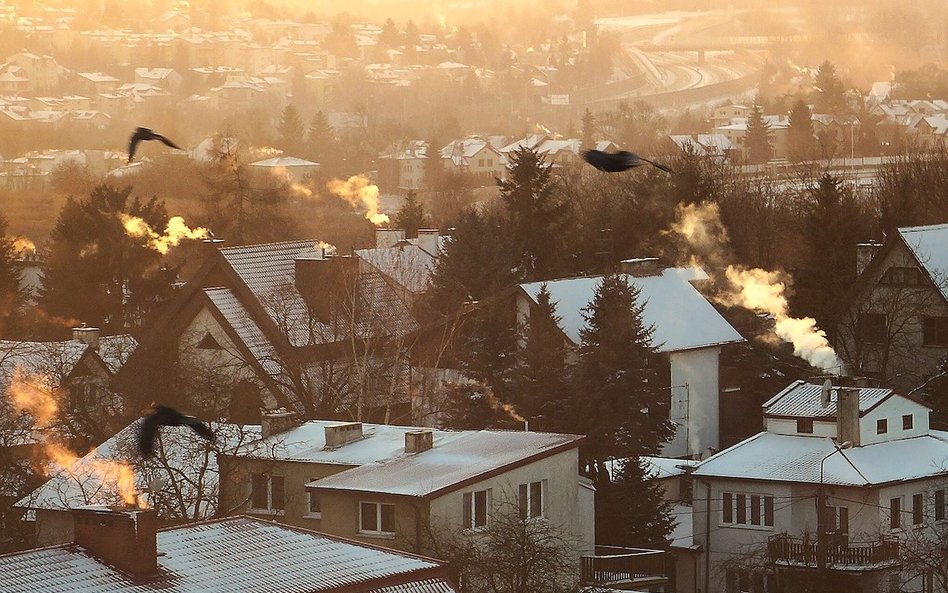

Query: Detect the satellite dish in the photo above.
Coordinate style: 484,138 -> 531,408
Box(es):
821,379 -> 832,408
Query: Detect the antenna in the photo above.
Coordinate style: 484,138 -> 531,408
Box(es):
821,378 -> 832,408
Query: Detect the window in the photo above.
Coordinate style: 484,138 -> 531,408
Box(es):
478,158 -> 484,167
881,266 -> 925,287
750,495 -> 761,525
796,418 -> 814,434
923,317 -> 948,347
723,492 -> 733,523
936,490 -> 945,521
858,313 -> 887,344
764,496 -> 774,527
890,497 -> 902,529
463,489 -> 490,529
722,492 -> 773,527
250,474 -> 284,511
736,494 -> 747,524
877,418 -> 888,434
307,479 -> 321,517
903,414 -> 914,430
519,481 -> 543,520
914,493 -> 925,525
360,501 -> 395,534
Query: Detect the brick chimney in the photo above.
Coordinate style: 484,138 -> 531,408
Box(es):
376,228 -> 406,249
619,257 -> 663,277
72,324 -> 100,351
73,506 -> 158,580
294,253 -> 360,323
405,429 -> 433,454
836,387 -> 861,446
261,408 -> 301,438
324,422 -> 363,448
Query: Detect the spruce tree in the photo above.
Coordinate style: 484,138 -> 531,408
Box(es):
424,137 -> 443,191
597,457 -> 674,546
393,190 -> 426,239
306,110 -> 336,166
787,99 -> 815,162
0,214 -> 23,337
745,103 -> 772,164
813,60 -> 847,114
497,147 -> 567,280
516,284 -> 571,431
277,104 -> 305,155
581,108 -> 596,150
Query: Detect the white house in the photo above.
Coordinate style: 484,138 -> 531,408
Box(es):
690,380 -> 948,593
517,259 -> 745,459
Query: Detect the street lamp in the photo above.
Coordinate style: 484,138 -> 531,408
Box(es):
817,440 -> 853,586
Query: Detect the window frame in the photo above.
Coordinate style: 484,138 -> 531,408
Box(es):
359,501 -> 396,536
249,473 -> 285,513
722,492 -> 774,528
519,480 -> 544,520
796,418 -> 814,434
913,493 -> 925,526
877,418 -> 888,435
305,478 -> 321,519
936,489 -> 945,522
890,496 -> 902,530
463,488 -> 491,530
903,414 -> 914,431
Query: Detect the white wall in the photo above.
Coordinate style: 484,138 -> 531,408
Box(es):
664,347 -> 720,459
859,397 -> 930,445
765,417 -> 838,437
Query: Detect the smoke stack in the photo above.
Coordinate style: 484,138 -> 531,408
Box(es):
73,506 -> 158,580
72,324 -> 100,351
856,241 -> 882,277
294,253 -> 360,322
405,429 -> 433,454
325,422 -> 363,448
416,228 -> 440,255
375,228 -> 406,249
261,408 -> 300,438
836,387 -> 861,447
619,257 -> 663,277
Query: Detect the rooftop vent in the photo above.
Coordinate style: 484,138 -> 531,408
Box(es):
325,422 -> 363,448
405,430 -> 433,454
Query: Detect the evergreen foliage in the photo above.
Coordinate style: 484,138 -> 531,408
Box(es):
596,457 -> 675,547
813,60 -> 847,114
515,284 -> 571,431
745,103 -> 772,164
787,99 -> 816,162
0,214 -> 23,337
276,104 -> 305,155
393,190 -> 426,239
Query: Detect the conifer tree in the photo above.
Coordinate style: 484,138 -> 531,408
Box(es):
424,137 -> 444,191
597,457 -> 674,546
306,110 -> 336,163
813,60 -> 847,114
277,104 -> 305,155
497,147 -> 567,280
787,99 -> 815,162
0,214 -> 23,337
581,108 -> 596,150
745,103 -> 772,164
393,190 -> 426,239
516,284 -> 571,431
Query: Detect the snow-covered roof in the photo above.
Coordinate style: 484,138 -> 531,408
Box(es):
519,268 -> 744,352
355,240 -> 437,294
899,224 -> 948,299
605,456 -> 698,481
762,380 -> 904,419
0,515 -> 456,593
248,156 -> 318,168
310,429 -> 582,498
203,287 -> 282,376
670,134 -> 735,155
693,431 -> 948,486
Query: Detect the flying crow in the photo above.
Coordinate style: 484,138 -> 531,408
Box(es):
581,149 -> 674,174
127,127 -> 182,163
138,405 -> 214,458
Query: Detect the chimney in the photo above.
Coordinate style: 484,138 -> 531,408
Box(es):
261,408 -> 300,438
836,387 -> 861,446
376,228 -> 406,249
856,241 -> 881,277
416,228 -> 440,255
324,421 -> 363,448
73,506 -> 158,580
202,237 -> 225,252
72,324 -> 100,351
295,253 -> 360,323
619,257 -> 663,277
405,429 -> 433,454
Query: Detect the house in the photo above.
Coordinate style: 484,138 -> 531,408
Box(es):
133,68 -> 183,92
248,155 -> 320,182
440,137 -> 505,183
218,416 -> 594,579
115,237 -> 420,425
76,71 -> 120,94
690,380 -> 945,593
4,53 -> 66,93
0,509 -> 458,593
836,224 -> 948,393
516,259 -> 745,458
354,228 -> 443,305
14,420 -> 259,547
378,140 -> 427,192
670,133 -> 736,161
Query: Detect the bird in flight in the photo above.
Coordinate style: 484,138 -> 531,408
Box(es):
128,127 -> 182,163
138,404 -> 214,458
582,149 -> 674,174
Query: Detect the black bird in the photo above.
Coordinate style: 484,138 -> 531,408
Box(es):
138,405 -> 214,458
127,127 -> 182,163
581,149 -> 674,174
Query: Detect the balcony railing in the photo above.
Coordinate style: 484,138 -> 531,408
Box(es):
768,535 -> 900,569
580,546 -> 667,585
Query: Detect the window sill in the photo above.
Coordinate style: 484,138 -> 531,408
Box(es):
359,531 -> 395,540
719,523 -> 773,532
248,508 -> 283,516
303,513 -> 322,520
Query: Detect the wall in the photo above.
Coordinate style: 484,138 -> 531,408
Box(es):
765,417 -> 838,438
33,509 -> 73,546
859,397 -> 930,446
664,347 -> 720,459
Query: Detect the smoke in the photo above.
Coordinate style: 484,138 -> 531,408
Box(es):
316,241 -> 337,256
289,182 -> 313,197
12,237 -> 36,254
326,175 -> 390,225
120,214 -> 210,254
6,366 -> 141,506
667,202 -> 842,373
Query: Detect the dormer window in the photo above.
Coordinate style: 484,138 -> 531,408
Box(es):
877,419 -> 888,435
903,414 -> 913,430
796,418 -> 814,434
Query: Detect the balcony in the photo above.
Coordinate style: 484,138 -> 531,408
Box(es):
768,534 -> 900,570
580,546 -> 667,586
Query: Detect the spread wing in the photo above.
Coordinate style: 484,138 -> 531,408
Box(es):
153,133 -> 182,151
137,414 -> 160,458
127,128 -> 147,163
640,157 -> 675,174
582,150 -> 639,173
184,417 -> 215,442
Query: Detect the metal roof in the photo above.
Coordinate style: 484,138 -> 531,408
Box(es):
204,287 -> 282,376
762,380 -> 896,419
0,516 -> 456,592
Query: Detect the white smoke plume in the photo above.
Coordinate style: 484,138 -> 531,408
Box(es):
120,214 -> 210,255
668,202 -> 842,373
326,175 -> 390,225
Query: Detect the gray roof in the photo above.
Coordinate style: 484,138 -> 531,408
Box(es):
204,287 -> 282,375
762,380 -> 899,419
899,224 -> 948,299
0,516 -> 456,593
355,242 -> 436,294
